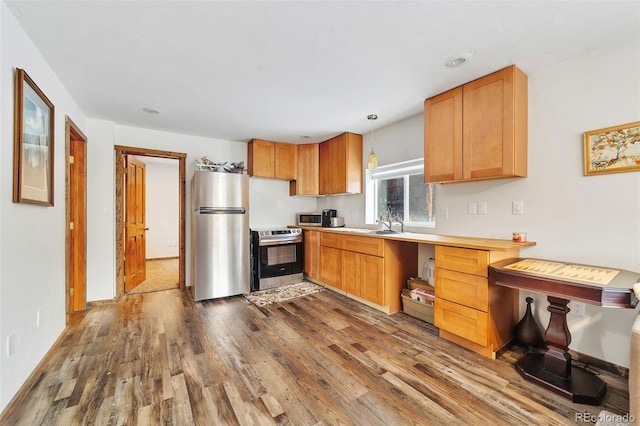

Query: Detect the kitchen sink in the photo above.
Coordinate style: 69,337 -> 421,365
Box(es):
372,230 -> 400,234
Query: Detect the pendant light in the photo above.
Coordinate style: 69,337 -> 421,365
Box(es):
367,114 -> 378,170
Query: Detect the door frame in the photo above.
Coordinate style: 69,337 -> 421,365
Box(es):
65,116 -> 88,321
114,145 -> 186,299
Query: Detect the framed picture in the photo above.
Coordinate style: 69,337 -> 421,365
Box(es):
583,121 -> 640,176
13,68 -> 55,205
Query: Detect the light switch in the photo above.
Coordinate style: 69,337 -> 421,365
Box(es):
468,202 -> 477,215
512,201 -> 524,215
478,202 -> 487,215
441,208 -> 449,219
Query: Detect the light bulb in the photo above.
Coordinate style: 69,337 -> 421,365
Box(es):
367,151 -> 378,170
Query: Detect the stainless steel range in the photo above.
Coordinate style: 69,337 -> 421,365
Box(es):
250,228 -> 303,291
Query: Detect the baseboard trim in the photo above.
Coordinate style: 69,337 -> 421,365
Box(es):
570,349 -> 629,379
87,298 -> 117,308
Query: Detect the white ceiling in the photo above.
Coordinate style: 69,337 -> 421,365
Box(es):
5,1 -> 640,144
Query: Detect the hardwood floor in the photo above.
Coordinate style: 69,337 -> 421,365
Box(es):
1,288 -> 629,425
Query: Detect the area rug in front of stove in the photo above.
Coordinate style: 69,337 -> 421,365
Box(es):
244,281 -> 324,306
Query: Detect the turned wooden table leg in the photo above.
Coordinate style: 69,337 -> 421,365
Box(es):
514,295 -> 607,405
543,296 -> 571,377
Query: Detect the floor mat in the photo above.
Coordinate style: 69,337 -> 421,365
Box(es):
244,281 -> 324,306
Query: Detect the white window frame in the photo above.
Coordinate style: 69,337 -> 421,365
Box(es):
365,158 -> 436,228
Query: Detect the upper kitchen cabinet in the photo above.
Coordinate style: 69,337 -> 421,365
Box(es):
424,65 -> 528,183
319,132 -> 363,195
289,143 -> 319,196
247,139 -> 297,180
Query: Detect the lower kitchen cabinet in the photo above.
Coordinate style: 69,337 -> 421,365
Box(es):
360,254 -> 384,305
303,230 -> 320,280
320,246 -> 342,288
319,232 -> 416,314
434,245 -> 519,359
320,232 -> 343,289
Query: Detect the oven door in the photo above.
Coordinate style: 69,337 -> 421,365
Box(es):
258,241 -> 303,279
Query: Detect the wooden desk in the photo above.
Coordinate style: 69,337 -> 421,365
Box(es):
489,258 -> 639,405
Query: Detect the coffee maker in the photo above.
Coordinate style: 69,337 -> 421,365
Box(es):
321,209 -> 337,227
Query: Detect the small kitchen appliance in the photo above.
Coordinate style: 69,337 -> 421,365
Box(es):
321,209 -> 337,227
330,217 -> 345,228
297,212 -> 322,227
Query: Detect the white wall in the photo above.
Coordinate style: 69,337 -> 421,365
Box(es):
141,158 -> 179,259
321,38 -> 640,368
85,122 -> 318,297
0,2 -> 87,411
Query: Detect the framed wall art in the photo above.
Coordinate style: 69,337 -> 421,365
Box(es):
13,68 -> 55,205
583,121 -> 640,176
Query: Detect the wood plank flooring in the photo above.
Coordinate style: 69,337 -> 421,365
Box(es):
1,288 -> 630,425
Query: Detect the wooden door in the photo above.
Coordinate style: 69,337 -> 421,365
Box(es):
275,142 -> 297,180
247,139 -> 275,177
342,251 -> 361,296
360,254 -> 384,305
462,66 -> 514,180
424,86 -> 463,183
303,230 -> 320,279
295,143 -> 319,195
68,123 -> 87,312
125,156 -> 147,292
320,246 -> 342,289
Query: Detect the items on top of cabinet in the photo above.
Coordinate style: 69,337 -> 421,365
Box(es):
424,64 -> 528,183
195,156 -> 246,173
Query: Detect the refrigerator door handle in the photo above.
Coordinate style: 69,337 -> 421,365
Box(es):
197,207 -> 246,214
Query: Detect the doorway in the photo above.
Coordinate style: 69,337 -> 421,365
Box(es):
114,146 -> 186,299
65,117 -> 88,318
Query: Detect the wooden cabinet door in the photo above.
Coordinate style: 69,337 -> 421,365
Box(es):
360,254 -> 384,305
304,230 -> 320,280
424,86 -> 463,183
247,139 -> 275,178
462,65 -> 527,180
319,135 -> 345,194
320,246 -> 342,289
275,142 -> 297,180
292,143 -> 319,195
342,250 -> 361,296
344,133 -> 363,194
319,133 -> 362,194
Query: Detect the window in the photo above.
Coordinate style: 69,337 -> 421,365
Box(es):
366,159 -> 436,228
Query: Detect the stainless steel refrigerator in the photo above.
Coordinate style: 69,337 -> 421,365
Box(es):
191,171 -> 249,301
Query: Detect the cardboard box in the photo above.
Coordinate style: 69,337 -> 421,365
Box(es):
407,277 -> 435,293
401,294 -> 434,324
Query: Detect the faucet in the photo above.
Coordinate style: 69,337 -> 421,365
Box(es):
376,217 -> 393,231
377,208 -> 403,232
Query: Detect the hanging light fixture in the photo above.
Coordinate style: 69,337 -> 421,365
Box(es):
367,114 -> 378,170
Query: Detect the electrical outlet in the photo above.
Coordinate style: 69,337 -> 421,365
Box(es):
7,334 -> 15,358
570,301 -> 586,317
478,201 -> 487,215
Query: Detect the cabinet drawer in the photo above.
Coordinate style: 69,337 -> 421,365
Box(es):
342,235 -> 384,257
320,233 -> 342,249
435,246 -> 489,276
435,268 -> 488,312
434,298 -> 488,347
